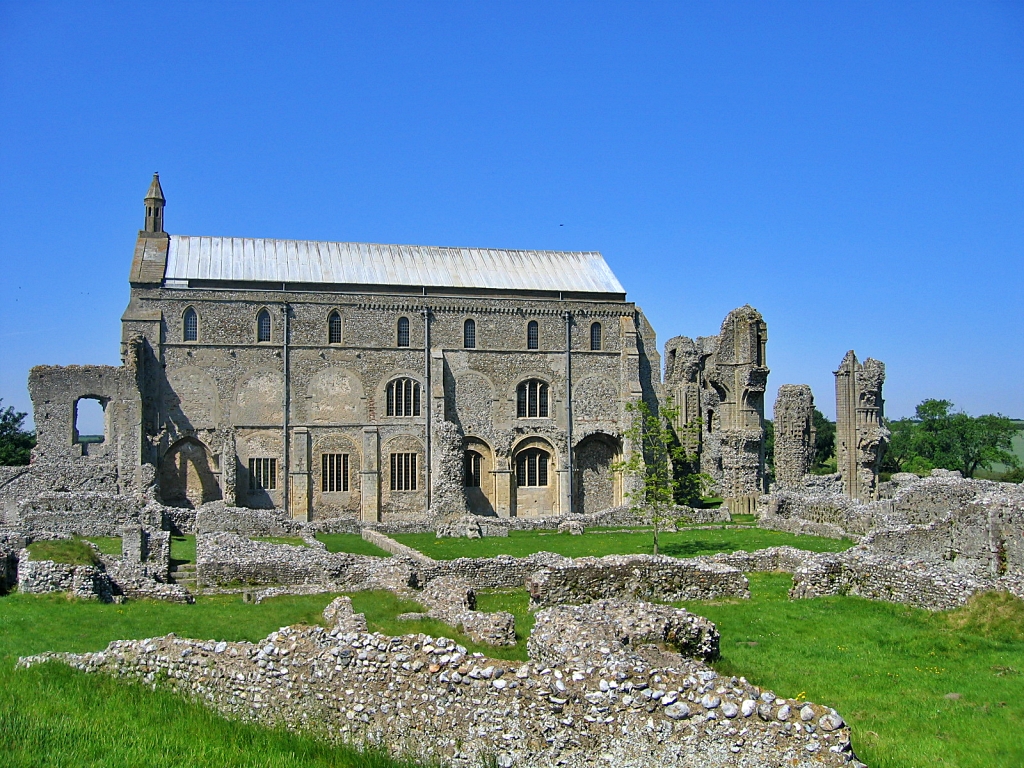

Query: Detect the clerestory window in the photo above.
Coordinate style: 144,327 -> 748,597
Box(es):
386,378 -> 421,417
257,309 -> 272,342
527,320 -> 539,350
183,307 -> 198,342
328,311 -> 342,344
464,318 -> 476,349
397,316 -> 410,347
590,322 -> 602,351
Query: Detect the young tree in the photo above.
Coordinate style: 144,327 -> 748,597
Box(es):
811,409 -> 835,473
0,399 -> 35,466
614,398 -> 709,555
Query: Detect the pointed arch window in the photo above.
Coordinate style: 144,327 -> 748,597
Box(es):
257,309 -> 272,342
328,311 -> 343,344
517,379 -> 549,418
386,378 -> 421,417
527,320 -> 539,350
183,307 -> 198,342
464,318 -> 476,349
397,317 -> 410,347
590,322 -> 602,351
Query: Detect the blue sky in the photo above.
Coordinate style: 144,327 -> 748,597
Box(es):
1,1 -> 1022,433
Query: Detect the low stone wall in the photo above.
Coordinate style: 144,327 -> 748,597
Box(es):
525,555 -> 749,607
710,545 -> 826,574
18,492 -> 159,536
419,551 -> 571,590
360,529 -> 433,563
21,608 -> 859,768
16,554 -> 115,600
195,503 -> 304,537
417,576 -> 517,646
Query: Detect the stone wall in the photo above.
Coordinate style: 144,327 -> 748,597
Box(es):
525,555 -> 749,607
419,552 -> 570,590
772,385 -> 815,488
194,503 -> 304,536
417,575 -> 517,646
16,555 -> 115,600
834,351 -> 888,501
17,492 -> 160,536
360,528 -> 433,563
21,607 -> 858,768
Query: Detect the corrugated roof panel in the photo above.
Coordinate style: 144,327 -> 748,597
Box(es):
163,235 -> 626,295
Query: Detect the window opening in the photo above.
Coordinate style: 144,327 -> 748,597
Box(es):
321,453 -> 349,492
183,307 -> 198,342
386,378 -> 421,417
527,320 -> 539,350
390,452 -> 418,491
249,457 -> 277,490
517,380 -> 549,418
397,316 -> 410,347
328,311 -> 342,344
464,318 -> 476,349
465,451 -> 482,487
516,449 -> 549,487
74,397 -> 106,444
590,322 -> 602,351
257,309 -> 272,342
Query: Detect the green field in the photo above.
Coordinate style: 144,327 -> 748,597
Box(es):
392,525 -> 853,560
316,533 -> 391,558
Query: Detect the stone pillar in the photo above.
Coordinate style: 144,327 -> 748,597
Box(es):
220,429 -> 238,506
493,464 -> 513,518
835,351 -> 889,501
773,385 -> 816,488
360,427 -> 380,523
289,426 -> 311,521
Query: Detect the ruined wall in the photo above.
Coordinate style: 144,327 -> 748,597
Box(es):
772,385 -> 815,488
835,351 -> 888,501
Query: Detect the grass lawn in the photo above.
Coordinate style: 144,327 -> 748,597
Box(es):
316,533 -> 390,558
169,535 -> 195,567
0,591 -> 419,768
83,536 -> 123,556
677,573 -> 1024,768
25,538 -> 101,566
392,526 -> 853,560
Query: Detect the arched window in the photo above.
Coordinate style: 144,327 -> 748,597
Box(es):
527,320 -> 539,350
386,378 -> 421,417
328,311 -> 343,344
257,309 -> 272,342
590,322 -> 602,351
463,318 -> 476,349
516,448 -> 549,487
517,379 -> 548,418
465,450 -> 482,487
183,307 -> 198,342
397,316 -> 410,347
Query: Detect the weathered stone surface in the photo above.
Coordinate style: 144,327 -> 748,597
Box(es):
322,596 -> 368,633
773,385 -> 816,489
835,351 -> 889,501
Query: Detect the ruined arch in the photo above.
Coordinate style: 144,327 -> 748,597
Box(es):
463,435 -> 495,516
160,436 -> 221,508
574,432 -> 622,514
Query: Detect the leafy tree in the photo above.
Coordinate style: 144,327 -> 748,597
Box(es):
0,399 -> 35,465
881,417 -> 919,473
763,418 -> 775,486
614,398 -> 709,555
811,409 -> 835,473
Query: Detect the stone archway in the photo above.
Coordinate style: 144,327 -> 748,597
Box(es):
160,437 -> 221,508
574,434 -> 621,514
464,437 -> 495,516
511,436 -> 558,518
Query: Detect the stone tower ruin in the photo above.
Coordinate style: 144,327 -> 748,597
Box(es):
772,384 -> 816,488
834,351 -> 888,501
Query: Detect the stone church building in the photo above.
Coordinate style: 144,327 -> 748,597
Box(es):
17,176 -> 770,522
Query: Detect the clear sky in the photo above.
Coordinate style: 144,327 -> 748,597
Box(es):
1,1 -> 1022,433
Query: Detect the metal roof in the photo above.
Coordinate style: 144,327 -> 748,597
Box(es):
164,236 -> 626,295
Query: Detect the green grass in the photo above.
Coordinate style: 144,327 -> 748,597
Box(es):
169,535 -> 195,567
391,526 -> 853,560
676,573 -> 1024,768
83,536 -> 123,556
316,533 -> 390,558
25,538 -> 100,566
251,535 -> 308,547
0,591 -> 421,767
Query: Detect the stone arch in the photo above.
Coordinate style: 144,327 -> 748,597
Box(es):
306,368 -> 365,424
234,369 -> 284,427
574,432 -> 622,514
165,365 -> 220,432
511,435 -> 558,518
572,375 -> 619,423
160,437 -> 221,508
463,435 -> 495,516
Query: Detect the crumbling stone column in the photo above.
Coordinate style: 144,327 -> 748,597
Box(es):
835,351 -> 889,501
773,385 -> 816,488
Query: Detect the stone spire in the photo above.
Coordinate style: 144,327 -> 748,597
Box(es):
143,173 -> 165,234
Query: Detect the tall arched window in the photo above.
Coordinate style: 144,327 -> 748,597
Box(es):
516,448 -> 549,487
183,307 -> 198,342
386,378 -> 421,417
257,309 -> 272,342
463,318 -> 476,349
527,320 -> 539,350
517,379 -> 548,418
590,322 -> 602,351
328,311 -> 343,344
397,317 -> 410,347
465,450 -> 482,487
